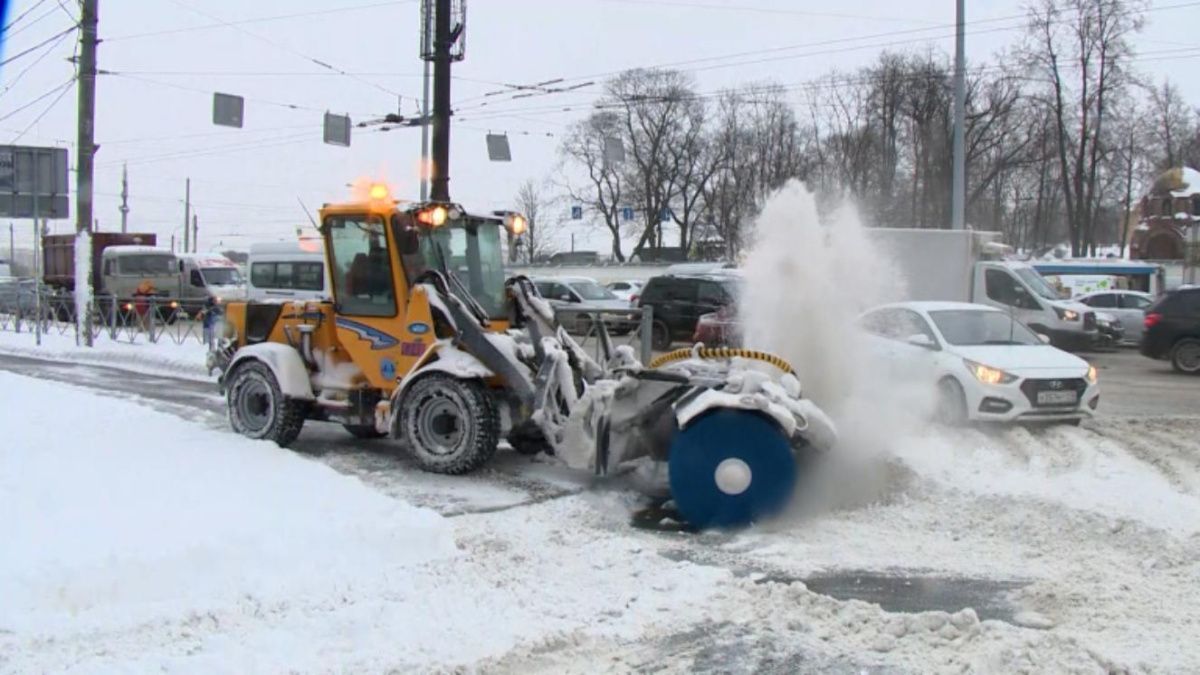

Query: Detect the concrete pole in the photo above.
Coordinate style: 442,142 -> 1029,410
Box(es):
75,0 -> 99,345
951,0 -> 966,230
183,178 -> 191,253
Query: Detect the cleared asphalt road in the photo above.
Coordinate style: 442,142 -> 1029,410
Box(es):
1084,347 -> 1200,418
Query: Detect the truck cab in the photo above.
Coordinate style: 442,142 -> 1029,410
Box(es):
972,261 -> 1097,347
176,253 -> 246,311
100,246 -> 178,300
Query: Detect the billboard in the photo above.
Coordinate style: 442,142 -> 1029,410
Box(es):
0,145 -> 70,219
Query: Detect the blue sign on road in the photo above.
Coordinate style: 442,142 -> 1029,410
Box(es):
571,205 -> 583,220
659,207 -> 673,222
621,206 -> 634,221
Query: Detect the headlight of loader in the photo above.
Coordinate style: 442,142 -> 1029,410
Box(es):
1086,365 -> 1098,384
964,359 -> 1018,385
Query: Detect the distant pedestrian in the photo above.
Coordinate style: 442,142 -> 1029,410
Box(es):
199,296 -> 222,348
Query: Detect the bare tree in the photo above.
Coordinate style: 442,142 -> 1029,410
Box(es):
1147,78 -> 1193,169
1022,0 -> 1146,254
559,111 -> 627,261
513,179 -> 546,263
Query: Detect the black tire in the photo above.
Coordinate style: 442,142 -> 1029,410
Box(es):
226,360 -> 307,447
1170,338 -> 1200,375
343,424 -> 385,439
397,373 -> 499,475
651,320 -> 672,351
935,377 -> 969,426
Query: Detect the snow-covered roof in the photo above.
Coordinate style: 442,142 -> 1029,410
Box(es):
1149,166 -> 1200,198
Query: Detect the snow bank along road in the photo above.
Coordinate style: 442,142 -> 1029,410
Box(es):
2,352 -> 1200,673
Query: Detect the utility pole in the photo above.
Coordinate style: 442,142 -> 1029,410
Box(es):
192,213 -> 198,253
429,0 -> 452,202
183,178 -> 191,253
119,163 -> 129,233
950,0 -> 966,230
8,223 -> 13,267
75,0 -> 99,345
420,58 -> 431,201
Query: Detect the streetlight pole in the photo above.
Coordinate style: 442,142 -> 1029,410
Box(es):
951,0 -> 966,230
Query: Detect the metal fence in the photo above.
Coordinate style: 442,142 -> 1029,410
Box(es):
554,305 -> 654,365
0,292 -> 210,345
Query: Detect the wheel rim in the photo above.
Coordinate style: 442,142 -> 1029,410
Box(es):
1178,343 -> 1200,371
235,376 -> 274,433
415,395 -> 467,455
653,323 -> 669,348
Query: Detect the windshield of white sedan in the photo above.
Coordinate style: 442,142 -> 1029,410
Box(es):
929,310 -> 1041,346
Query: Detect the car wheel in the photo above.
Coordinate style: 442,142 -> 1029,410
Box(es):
1170,338 -> 1200,374
651,320 -> 671,351
935,377 -> 969,426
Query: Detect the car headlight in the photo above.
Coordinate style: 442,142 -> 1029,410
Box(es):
964,359 -> 1018,385
1086,365 -> 1098,384
1054,306 -> 1079,321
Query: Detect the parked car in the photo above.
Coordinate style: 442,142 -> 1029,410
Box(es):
1076,290 -> 1155,344
638,273 -> 741,350
1140,287 -> 1200,374
532,276 -> 637,334
0,278 -> 39,315
692,304 -> 741,347
861,301 -> 1100,424
605,279 -> 643,303
1094,311 -> 1125,348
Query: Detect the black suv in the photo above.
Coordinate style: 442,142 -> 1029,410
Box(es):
638,274 -> 739,350
1141,287 -> 1200,374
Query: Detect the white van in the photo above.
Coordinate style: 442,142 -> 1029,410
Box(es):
247,240 -> 329,301
176,253 -> 246,308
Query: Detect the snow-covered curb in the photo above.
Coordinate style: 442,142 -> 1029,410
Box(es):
0,329 -> 213,382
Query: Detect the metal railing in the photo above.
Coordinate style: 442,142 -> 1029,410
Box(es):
554,305 -> 654,365
0,291 -> 212,346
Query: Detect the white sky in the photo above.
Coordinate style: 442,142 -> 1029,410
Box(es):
2,0 -> 1198,253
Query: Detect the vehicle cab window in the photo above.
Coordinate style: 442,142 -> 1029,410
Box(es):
985,269 -> 1039,309
1120,294 -> 1151,310
1085,293 -> 1117,308
325,215 -> 396,317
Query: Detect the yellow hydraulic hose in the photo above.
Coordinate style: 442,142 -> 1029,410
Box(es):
648,347 -> 796,376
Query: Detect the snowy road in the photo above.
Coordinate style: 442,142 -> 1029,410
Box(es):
4,353 -> 1200,672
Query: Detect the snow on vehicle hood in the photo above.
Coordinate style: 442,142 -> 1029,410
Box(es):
950,344 -> 1089,377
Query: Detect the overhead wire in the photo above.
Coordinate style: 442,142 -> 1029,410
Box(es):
1,0 -> 57,38
0,22 -> 75,99
0,77 -> 76,123
105,0 -> 417,42
10,77 -> 75,142
164,0 -> 412,103
0,23 -> 79,67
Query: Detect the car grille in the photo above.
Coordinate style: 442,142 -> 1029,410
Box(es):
1020,378 -> 1088,407
1083,312 -> 1096,330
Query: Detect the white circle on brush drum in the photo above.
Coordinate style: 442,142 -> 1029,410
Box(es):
714,458 -> 753,495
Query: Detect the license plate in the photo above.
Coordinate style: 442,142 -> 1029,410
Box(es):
1037,390 -> 1078,406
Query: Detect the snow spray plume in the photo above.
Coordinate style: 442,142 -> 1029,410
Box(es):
740,182 -> 932,513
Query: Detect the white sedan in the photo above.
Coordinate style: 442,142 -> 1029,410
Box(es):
861,301 -> 1100,424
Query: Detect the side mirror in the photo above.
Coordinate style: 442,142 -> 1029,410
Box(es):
559,294 -> 574,303
1038,333 -> 1051,344
906,333 -> 937,349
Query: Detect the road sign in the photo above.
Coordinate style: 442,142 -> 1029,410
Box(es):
621,206 -> 634,221
213,93 -> 245,128
323,112 -> 351,147
571,205 -> 583,220
659,207 -> 673,222
0,145 -> 70,219
486,133 -> 512,161
603,137 -> 625,167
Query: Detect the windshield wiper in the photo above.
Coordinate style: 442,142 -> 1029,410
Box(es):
432,240 -> 490,326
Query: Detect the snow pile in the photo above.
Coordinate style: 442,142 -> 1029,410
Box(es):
0,372 -> 454,638
74,231 -> 92,328
889,423 -> 1200,536
0,329 -> 212,380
